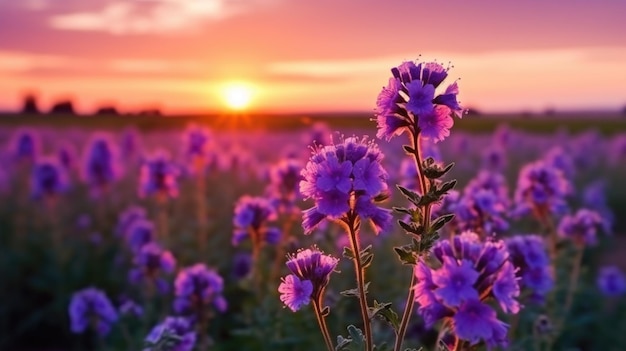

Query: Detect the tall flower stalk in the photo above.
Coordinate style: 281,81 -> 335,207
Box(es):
374,59 -> 463,350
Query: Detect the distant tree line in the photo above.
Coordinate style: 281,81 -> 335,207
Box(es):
18,94 -> 161,117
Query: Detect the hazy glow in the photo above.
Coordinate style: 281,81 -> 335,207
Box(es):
222,83 -> 254,111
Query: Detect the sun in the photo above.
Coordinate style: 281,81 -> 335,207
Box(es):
222,83 -> 254,111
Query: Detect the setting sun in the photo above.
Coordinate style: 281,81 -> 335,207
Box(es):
222,83 -> 254,111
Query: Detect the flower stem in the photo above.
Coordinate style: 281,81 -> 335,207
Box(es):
394,131 -> 431,351
312,297 -> 334,351
346,215 -> 373,351
547,245 -> 584,349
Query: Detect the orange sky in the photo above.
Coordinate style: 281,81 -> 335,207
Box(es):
1,0 -> 625,114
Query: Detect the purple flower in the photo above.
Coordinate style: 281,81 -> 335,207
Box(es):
118,298 -> 143,318
543,146 -> 575,180
31,158 -> 69,199
375,60 -> 463,142
582,180 -> 613,233
596,266 -> 626,297
138,150 -> 180,199
514,160 -> 570,217
299,137 -> 391,234
69,287 -> 118,336
145,317 -> 196,351
557,208 -> 606,247
57,142 -> 77,172
10,129 -> 40,162
129,243 -> 176,294
432,258 -> 479,307
82,135 -> 119,196
279,246 -> 339,311
481,144 -> 506,172
453,299 -> 508,349
115,205 -> 147,237
125,219 -> 156,252
414,232 -> 519,347
506,235 -> 554,303
174,264 -> 227,316
278,275 -> 314,312
267,158 -> 304,203
232,196 -> 281,246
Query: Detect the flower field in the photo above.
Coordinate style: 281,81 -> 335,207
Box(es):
1,61 -> 626,351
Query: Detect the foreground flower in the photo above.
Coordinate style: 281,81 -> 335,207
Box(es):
145,316 -> 196,351
375,60 -> 463,142
596,266 -> 626,297
278,246 -> 339,312
506,235 -> 554,303
174,264 -> 227,317
69,287 -> 118,336
299,136 -> 392,234
414,232 -> 520,348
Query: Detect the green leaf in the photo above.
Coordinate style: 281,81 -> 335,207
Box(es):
321,306 -> 330,317
435,180 -> 457,196
423,162 -> 455,179
369,300 -> 400,332
430,214 -> 455,232
340,282 -> 370,298
403,145 -> 415,154
336,325 -> 366,351
397,220 -> 424,236
343,246 -> 355,260
392,206 -> 413,216
396,185 -> 421,205
393,244 -> 417,265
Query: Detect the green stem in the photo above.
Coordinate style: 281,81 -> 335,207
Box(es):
271,215 -> 294,284
547,246 -> 584,349
312,297 -> 334,351
346,215 -> 373,351
394,131 -> 431,351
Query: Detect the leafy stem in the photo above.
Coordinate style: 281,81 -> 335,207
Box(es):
345,213 -> 373,351
394,130 -> 432,351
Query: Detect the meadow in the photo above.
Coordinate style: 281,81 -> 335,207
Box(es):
1,110 -> 626,351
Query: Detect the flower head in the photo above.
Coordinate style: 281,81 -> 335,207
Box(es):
173,264 -> 227,316
125,219 -> 156,252
506,235 -> 553,302
596,266 -> 626,297
10,129 -> 40,162
115,205 -> 147,237
557,208 -> 606,247
82,134 -> 119,196
375,60 -> 463,142
31,158 -> 69,199
414,232 -> 519,348
278,246 -> 339,311
232,196 -> 281,246
145,317 -> 196,351
138,150 -> 180,199
299,136 -> 392,234
514,160 -> 570,217
129,242 -> 176,294
69,287 -> 118,336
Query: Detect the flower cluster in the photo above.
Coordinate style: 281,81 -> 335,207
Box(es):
375,60 -> 463,142
506,235 -> 554,303
115,205 -> 147,237
557,208 -> 606,247
414,232 -> 520,348
278,246 -> 339,312
128,242 -> 176,294
82,135 -> 119,194
232,195 -> 281,246
514,160 -> 570,217
266,158 -> 304,214
138,150 -> 180,199
11,129 -> 39,162
31,159 -> 69,200
125,219 -> 156,252
173,264 -> 227,316
69,287 -> 118,336
596,266 -> 626,297
453,172 -> 510,235
145,316 -> 197,351
299,136 -> 392,234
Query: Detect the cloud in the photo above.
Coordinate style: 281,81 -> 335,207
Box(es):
0,51 -> 76,73
49,0 -> 270,34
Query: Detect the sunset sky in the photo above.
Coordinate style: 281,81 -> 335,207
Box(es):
1,0 -> 625,114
